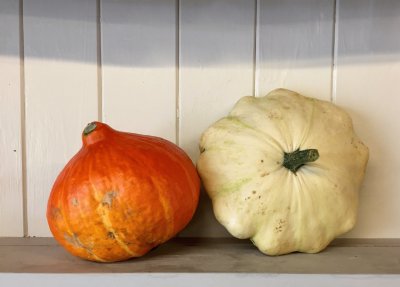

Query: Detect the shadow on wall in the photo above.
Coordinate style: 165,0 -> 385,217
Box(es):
0,0 -> 400,66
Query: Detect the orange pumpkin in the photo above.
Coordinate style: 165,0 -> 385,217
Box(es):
47,122 -> 200,262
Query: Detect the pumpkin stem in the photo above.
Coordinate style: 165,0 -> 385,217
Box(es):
83,122 -> 97,136
283,148 -> 319,173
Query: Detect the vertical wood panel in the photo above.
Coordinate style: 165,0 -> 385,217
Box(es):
257,0 -> 334,100
24,0 -> 98,236
179,0 -> 255,237
101,0 -> 176,142
0,0 -> 23,236
336,0 -> 400,237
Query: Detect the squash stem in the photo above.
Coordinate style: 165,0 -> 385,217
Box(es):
283,148 -> 319,173
83,122 -> 97,136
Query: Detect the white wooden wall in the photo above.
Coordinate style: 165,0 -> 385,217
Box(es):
0,0 -> 399,238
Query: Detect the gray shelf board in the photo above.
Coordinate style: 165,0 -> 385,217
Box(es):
0,237 -> 399,274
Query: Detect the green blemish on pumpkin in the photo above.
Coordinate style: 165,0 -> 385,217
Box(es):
220,177 -> 252,193
225,116 -> 256,131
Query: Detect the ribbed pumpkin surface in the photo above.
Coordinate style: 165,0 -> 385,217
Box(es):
47,122 -> 200,262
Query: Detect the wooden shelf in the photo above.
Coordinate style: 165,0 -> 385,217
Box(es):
0,237 -> 399,286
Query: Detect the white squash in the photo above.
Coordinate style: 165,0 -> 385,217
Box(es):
197,89 -> 369,255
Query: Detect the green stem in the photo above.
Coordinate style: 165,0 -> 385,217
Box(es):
283,148 -> 319,173
83,122 -> 97,136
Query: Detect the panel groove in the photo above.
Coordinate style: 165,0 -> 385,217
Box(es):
176,0 -> 181,145
96,0 -> 103,121
19,0 -> 28,237
331,0 -> 339,103
253,0 -> 260,97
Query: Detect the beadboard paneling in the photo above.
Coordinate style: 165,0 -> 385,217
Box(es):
179,0 -> 255,237
23,0 -> 98,236
0,0 -> 23,236
0,0 -> 399,239
335,0 -> 400,238
101,0 -> 177,142
257,0 -> 334,100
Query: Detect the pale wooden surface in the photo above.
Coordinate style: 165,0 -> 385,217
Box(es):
0,0 -> 23,236
23,0 -> 98,236
1,274 -> 400,287
178,0 -> 255,237
0,237 -> 399,274
335,0 -> 400,238
101,0 -> 177,143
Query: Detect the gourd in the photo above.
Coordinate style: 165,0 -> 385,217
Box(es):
47,122 -> 200,262
197,89 -> 369,255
